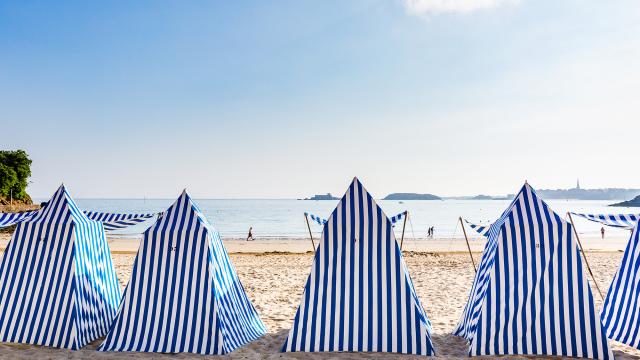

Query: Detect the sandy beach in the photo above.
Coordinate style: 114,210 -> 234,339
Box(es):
0,234 -> 628,255
0,234 -> 639,359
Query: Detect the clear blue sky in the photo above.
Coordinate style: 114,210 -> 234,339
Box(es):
2,0 -> 639,198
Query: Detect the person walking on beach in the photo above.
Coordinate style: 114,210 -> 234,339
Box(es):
601,226 -> 605,239
247,227 -> 255,241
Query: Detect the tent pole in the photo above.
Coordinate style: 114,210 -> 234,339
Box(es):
567,212 -> 604,301
305,214 -> 316,252
460,217 -> 477,273
400,212 -> 408,251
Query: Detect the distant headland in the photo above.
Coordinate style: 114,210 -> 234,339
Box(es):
299,180 -> 640,202
533,179 -> 640,200
301,186 -> 640,201
536,185 -> 640,200
383,193 -> 441,200
611,195 -> 640,207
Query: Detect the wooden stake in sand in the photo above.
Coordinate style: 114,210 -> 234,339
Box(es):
400,211 -> 408,251
567,212 -> 604,301
304,214 -> 316,252
459,217 -> 477,273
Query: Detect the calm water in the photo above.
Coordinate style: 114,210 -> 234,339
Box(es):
33,197 -> 636,240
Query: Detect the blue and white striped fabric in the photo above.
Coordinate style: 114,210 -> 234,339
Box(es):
464,220 -> 491,238
0,210 -> 156,231
601,218 -> 640,348
0,210 -> 38,228
305,212 -> 327,226
283,178 -> 435,355
99,190 -> 266,354
571,213 -> 640,229
307,211 -> 407,229
390,211 -> 407,227
0,185 -> 121,350
453,183 -> 612,359
83,211 -> 157,231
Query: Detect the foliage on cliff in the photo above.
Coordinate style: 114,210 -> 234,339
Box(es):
0,150 -> 32,204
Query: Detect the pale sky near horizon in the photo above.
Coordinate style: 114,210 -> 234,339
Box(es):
2,0 -> 640,199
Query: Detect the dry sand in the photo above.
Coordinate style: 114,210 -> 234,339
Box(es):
0,234 -> 639,359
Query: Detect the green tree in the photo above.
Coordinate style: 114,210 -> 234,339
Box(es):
0,150 -> 32,200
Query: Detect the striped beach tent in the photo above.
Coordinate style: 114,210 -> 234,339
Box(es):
572,212 -> 640,230
0,210 -> 38,228
390,211 -> 407,225
305,212 -> 327,226
596,217 -> 640,349
464,219 -> 492,238
99,190 -> 266,354
282,177 -> 435,355
453,183 -> 613,359
83,211 -> 158,231
1,210 -> 156,232
0,185 -> 121,350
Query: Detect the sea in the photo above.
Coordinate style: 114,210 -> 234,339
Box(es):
32,198 -> 636,240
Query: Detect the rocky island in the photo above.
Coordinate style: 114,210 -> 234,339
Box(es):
303,193 -> 339,200
383,193 -> 441,200
467,195 -> 512,200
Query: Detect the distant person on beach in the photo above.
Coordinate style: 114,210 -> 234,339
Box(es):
431,226 -> 435,238
601,226 -> 605,239
247,227 -> 255,241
